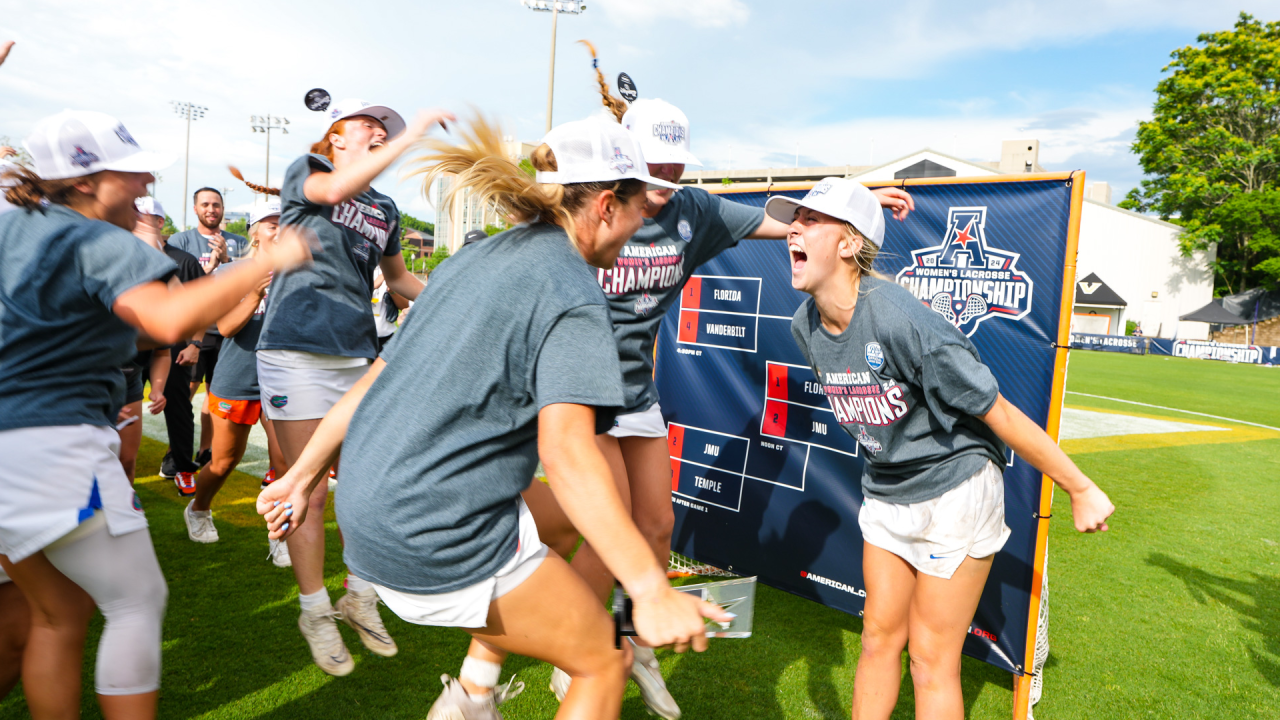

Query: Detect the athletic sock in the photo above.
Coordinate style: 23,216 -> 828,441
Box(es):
460,656 -> 502,691
345,574 -> 373,593
299,588 -> 332,613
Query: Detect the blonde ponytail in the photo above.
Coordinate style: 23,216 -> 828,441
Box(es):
406,114 -> 644,250
578,40 -> 627,122
844,223 -> 888,282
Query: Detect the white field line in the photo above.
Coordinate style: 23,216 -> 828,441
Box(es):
1066,391 -> 1280,432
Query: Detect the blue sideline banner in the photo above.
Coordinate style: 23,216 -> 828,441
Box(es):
1069,332 -> 1147,354
655,177 -> 1077,676
1149,338 -> 1279,365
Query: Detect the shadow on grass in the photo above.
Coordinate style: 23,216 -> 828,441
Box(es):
1147,552 -> 1280,687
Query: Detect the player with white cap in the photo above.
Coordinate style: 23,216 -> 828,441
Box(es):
0,110 -> 310,719
254,100 -> 453,676
184,199 -> 291,565
258,114 -> 730,720
775,176 -> 1115,718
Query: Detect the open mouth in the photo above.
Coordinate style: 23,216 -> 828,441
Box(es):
370,141 -> 385,151
789,244 -> 807,271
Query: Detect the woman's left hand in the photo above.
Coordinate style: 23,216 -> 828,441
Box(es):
872,187 -> 915,221
257,473 -> 310,539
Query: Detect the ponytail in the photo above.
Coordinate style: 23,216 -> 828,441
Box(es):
406,114 -> 644,250
578,40 -> 627,123
844,223 -> 888,282
229,165 -> 280,196
1,164 -> 86,209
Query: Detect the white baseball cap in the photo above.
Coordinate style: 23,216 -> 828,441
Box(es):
536,117 -> 680,191
134,196 -> 166,218
25,110 -> 174,181
765,177 -> 885,248
326,99 -> 406,140
621,99 -> 701,167
250,199 -> 282,225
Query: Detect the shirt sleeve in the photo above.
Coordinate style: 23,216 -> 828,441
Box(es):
282,154 -> 332,213
384,205 -> 402,257
790,304 -> 813,366
535,304 -> 625,434
78,223 -> 177,310
686,188 -> 766,266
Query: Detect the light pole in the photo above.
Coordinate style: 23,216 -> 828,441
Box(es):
522,0 -> 586,133
170,101 -> 207,230
249,115 -> 290,194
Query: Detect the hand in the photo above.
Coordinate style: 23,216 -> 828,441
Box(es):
116,405 -> 134,425
630,585 -> 734,654
0,146 -> 14,160
254,274 -> 272,297
402,109 -> 457,143
176,344 -> 200,366
0,41 -> 13,68
872,187 -> 915,222
147,387 -> 167,414
208,234 -> 229,263
259,225 -> 314,273
257,472 -> 312,539
1068,483 -> 1114,533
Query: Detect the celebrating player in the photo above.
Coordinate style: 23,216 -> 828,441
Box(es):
255,99 -> 451,675
0,110 -> 309,720
184,200 -> 289,565
771,176 -> 1115,720
259,115 -> 731,720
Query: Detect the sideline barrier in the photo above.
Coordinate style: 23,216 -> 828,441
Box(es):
1148,338 -> 1279,365
1069,332 -> 1146,354
655,172 -> 1083,719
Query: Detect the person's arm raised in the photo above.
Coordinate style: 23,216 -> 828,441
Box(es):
303,109 -> 454,207
539,403 -> 731,652
112,227 -> 310,345
258,359 -> 385,537
378,251 -> 424,301
745,186 -> 915,239
979,393 -> 1115,533
216,275 -> 270,337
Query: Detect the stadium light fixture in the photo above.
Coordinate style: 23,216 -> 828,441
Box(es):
171,100 -> 207,229
249,115 -> 290,194
522,0 -> 587,132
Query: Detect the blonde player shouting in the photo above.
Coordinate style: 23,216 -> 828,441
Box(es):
0,110 -> 309,720
256,100 -> 453,675
771,176 -> 1114,720
260,116 -> 730,720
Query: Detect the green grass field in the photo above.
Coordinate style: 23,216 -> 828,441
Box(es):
2,351 -> 1278,719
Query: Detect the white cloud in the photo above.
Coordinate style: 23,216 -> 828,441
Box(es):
594,0 -> 750,28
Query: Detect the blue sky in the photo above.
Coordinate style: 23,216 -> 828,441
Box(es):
3,1 -> 1279,225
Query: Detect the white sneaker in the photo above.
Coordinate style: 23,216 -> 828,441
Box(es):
298,606 -> 354,676
268,537 -> 292,568
335,588 -> 398,657
629,640 -> 681,719
426,674 -> 525,720
549,666 -> 571,702
184,501 -> 219,543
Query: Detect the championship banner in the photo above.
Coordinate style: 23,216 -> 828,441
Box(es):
1148,338 -> 1280,365
1069,332 -> 1147,354
655,174 -> 1081,699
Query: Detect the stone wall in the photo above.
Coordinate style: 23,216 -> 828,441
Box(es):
1212,315 -> 1280,345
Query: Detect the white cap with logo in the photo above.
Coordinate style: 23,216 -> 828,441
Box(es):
26,110 -> 174,181
765,177 -> 885,248
326,99 -> 406,140
621,98 -> 701,166
536,117 -> 681,191
135,196 -> 166,218
250,199 -> 282,225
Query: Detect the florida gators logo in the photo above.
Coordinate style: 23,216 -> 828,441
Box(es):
894,206 -> 1033,337
269,395 -> 288,408
132,492 -> 144,512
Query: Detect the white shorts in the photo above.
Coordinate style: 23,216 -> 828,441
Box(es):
257,354 -> 369,421
608,402 -> 667,438
858,460 -> 1010,580
373,498 -> 549,629
0,425 -> 148,563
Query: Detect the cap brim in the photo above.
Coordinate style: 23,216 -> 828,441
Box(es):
641,148 -> 702,167
639,173 -> 681,191
764,195 -> 803,225
103,150 -> 176,175
344,106 -> 406,140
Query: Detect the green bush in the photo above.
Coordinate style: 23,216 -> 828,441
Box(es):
1125,320 -> 1138,336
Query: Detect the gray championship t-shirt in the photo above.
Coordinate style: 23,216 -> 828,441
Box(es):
791,276 -> 1005,504
0,205 -> 176,431
337,223 -> 624,594
599,186 -> 763,413
208,261 -> 266,401
258,154 -> 401,360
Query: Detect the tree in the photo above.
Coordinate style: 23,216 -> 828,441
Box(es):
400,212 -> 435,237
423,243 -> 450,274
0,135 -> 33,167
1121,13 -> 1280,294
162,215 -> 178,236
224,217 -> 248,236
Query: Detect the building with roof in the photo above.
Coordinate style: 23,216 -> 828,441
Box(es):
682,140 -> 1214,339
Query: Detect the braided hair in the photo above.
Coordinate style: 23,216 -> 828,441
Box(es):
228,165 -> 280,196
578,40 -> 627,122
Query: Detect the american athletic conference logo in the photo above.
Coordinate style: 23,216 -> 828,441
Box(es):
894,206 -> 1033,337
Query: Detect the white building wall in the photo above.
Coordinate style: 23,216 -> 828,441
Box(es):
1075,199 -> 1214,339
